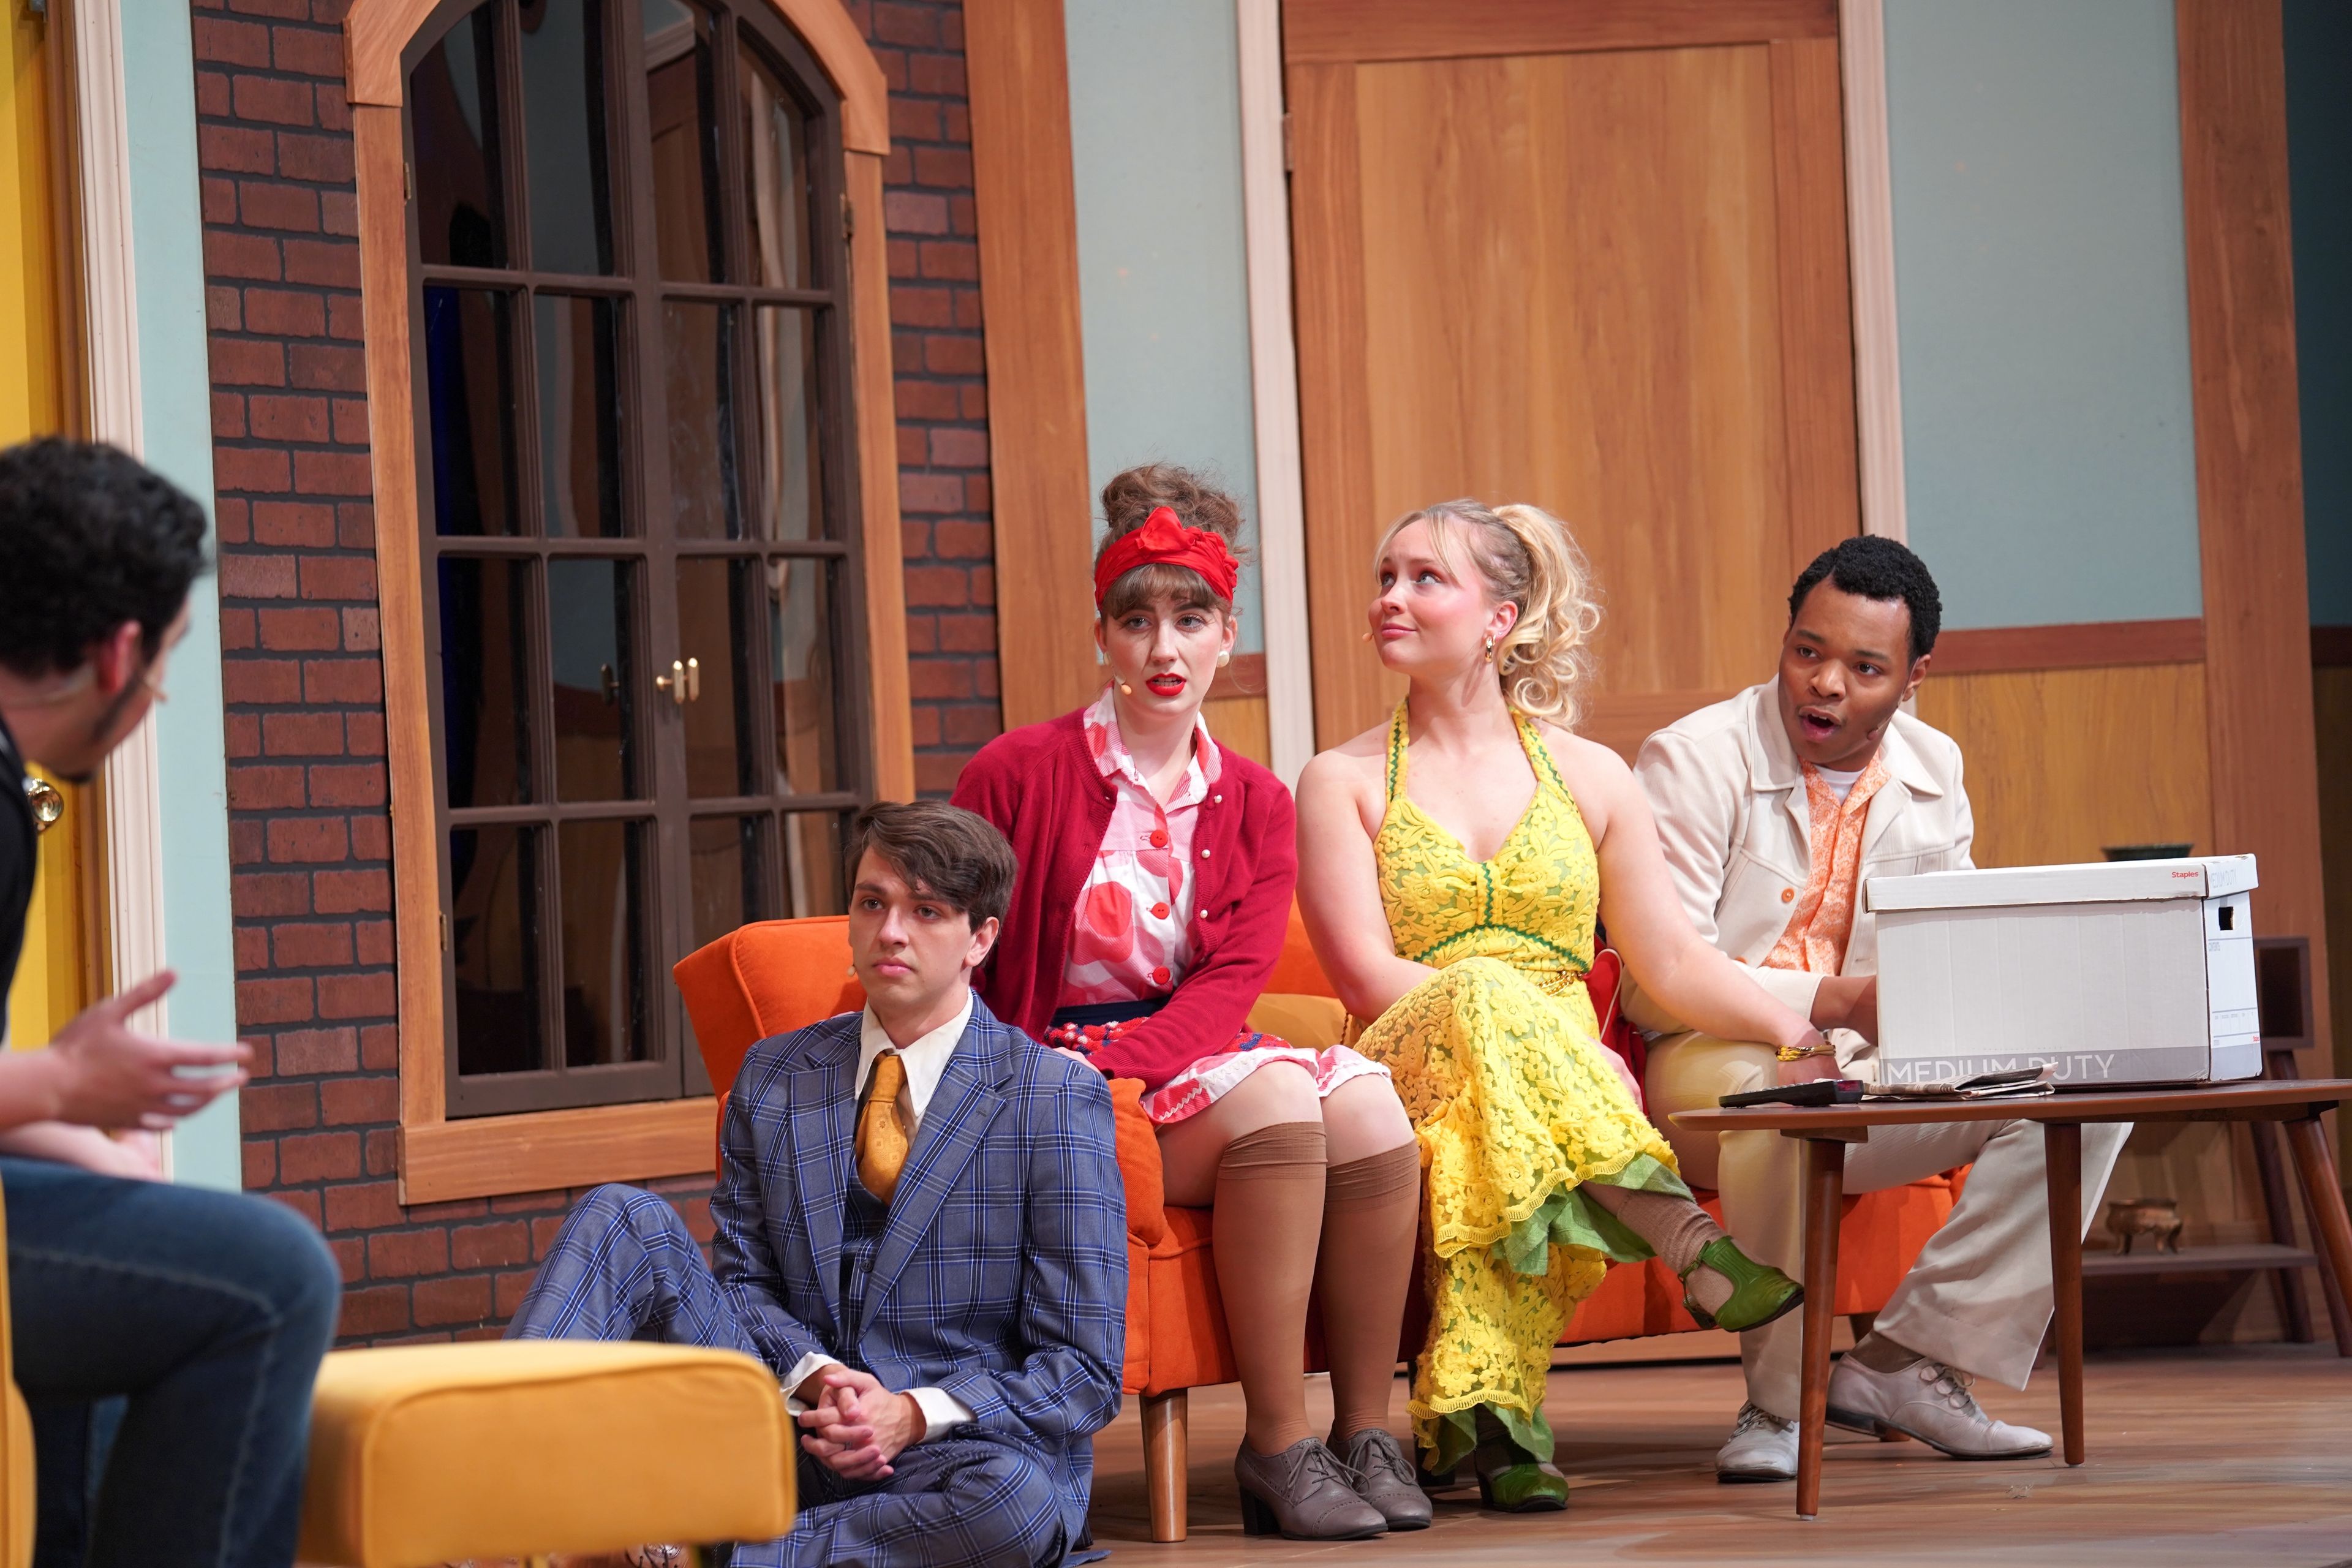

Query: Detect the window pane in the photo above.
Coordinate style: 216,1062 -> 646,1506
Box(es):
437,557 -> 534,808
451,824 -> 545,1076
642,0 -> 722,282
737,40 -> 812,289
412,5 -> 507,268
766,557 -> 840,794
533,294 -> 627,537
556,818 -> 652,1066
663,300 -> 742,537
423,288 -> 521,537
517,0 -> 616,275
546,558 -> 640,800
689,813 -> 768,949
750,307 -> 823,541
780,810 -> 847,918
677,557 -> 756,796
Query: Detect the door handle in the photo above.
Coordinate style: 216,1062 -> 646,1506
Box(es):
22,777 -> 61,834
655,657 -> 701,706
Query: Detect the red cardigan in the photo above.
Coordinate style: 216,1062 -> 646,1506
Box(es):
951,709 -> 1298,1093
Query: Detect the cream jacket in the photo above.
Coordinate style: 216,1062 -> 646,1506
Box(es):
1624,682 -> 1974,1039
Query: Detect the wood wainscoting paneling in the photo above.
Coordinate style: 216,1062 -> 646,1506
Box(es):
1201,697 -> 1272,769
1913,663 -> 2212,872
2316,666 -> 2352,1080
965,0 -> 1101,731
2176,0 -> 2329,1047
1932,619 -> 2206,675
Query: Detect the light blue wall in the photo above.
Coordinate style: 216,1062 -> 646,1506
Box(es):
1884,0 -> 2204,631
125,1 -> 241,1190
1062,0 -> 1265,654
2286,0 -> 2352,627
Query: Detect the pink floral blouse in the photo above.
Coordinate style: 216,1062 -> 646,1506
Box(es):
1061,688 -> 1223,1006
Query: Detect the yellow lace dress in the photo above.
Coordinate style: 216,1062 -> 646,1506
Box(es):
1356,702 -> 1690,1469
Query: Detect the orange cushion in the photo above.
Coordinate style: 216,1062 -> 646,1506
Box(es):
1105,1081 -> 1167,1247
674,918 -> 864,1102
1263,903 -> 1339,998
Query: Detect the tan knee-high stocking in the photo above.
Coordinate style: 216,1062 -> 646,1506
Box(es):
1583,1183 -> 1736,1315
1214,1121 -> 1328,1455
1316,1141 -> 1420,1441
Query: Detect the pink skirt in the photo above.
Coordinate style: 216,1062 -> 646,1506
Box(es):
1046,1013 -> 1389,1126
1142,1031 -> 1390,1125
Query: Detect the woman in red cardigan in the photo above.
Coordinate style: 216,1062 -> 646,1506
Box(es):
954,466 -> 1427,1542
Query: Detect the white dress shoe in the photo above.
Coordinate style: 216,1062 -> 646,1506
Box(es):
1716,1401 -> 1798,1483
1826,1355 -> 2052,1459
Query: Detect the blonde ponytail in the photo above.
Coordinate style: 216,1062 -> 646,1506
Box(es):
1378,499 -> 1602,728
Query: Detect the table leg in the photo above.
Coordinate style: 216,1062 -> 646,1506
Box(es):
2247,1119 -> 2318,1343
1796,1137 -> 1845,1521
2284,1115 -> 2352,1358
2042,1121 -> 2086,1466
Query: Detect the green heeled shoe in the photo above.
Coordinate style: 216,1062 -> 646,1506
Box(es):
1471,1406 -> 1569,1513
1680,1236 -> 1804,1333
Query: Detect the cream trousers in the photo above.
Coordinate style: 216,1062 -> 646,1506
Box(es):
1645,1032 -> 2130,1422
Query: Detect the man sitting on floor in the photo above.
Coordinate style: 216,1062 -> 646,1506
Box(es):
508,801 -> 1129,1567
1630,537 -> 2130,1483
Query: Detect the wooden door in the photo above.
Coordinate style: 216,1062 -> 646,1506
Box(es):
1286,0 -> 1862,753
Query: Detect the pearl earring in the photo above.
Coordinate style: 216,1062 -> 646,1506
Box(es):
1216,650 -> 1232,668
1119,682 -> 1134,695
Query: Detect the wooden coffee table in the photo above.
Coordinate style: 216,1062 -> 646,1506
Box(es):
1674,1080 -> 2352,1519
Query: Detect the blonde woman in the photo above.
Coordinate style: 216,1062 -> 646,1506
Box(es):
1295,500 -> 1815,1510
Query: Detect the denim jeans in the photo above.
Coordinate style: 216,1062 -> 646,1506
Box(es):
2,1156 -> 342,1568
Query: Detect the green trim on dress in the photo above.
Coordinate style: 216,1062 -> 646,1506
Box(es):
1497,1152 -> 1691,1276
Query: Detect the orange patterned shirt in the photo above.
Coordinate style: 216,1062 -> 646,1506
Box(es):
1762,752 -> 1891,976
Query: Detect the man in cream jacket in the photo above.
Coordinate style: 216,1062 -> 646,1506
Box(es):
1629,537 -> 2128,1483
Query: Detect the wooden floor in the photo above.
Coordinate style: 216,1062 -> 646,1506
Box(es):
1087,1345 -> 2352,1566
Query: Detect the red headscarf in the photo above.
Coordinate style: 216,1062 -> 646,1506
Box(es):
1092,507 -> 1240,607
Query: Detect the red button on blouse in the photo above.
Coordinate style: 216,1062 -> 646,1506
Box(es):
1152,902 -> 1170,919
1152,967 -> 1172,987
1149,829 -> 1169,849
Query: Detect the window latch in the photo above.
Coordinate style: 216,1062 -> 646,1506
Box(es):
655,657 -> 700,706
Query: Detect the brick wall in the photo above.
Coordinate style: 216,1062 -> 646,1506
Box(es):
194,0 -> 997,1341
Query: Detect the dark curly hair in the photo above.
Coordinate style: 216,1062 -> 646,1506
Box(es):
0,439 -> 208,677
1788,535 -> 1942,665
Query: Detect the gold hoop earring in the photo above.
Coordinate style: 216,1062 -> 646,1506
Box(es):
1483,636 -> 1495,662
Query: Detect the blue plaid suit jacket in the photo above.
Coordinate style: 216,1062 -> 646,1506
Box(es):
710,992 -> 1129,1537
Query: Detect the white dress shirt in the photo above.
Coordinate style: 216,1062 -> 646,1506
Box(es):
781,990 -> 978,1442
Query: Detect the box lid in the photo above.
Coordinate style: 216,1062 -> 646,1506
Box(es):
1865,854 -> 2258,913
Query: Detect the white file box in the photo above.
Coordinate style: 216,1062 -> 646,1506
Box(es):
1865,855 -> 2260,1088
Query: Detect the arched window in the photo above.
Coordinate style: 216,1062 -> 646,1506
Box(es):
398,0 -> 875,1118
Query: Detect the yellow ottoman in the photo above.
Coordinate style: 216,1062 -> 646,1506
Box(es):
300,1343 -> 797,1568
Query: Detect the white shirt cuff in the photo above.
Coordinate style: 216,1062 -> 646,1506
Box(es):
907,1385 -> 976,1442
779,1352 -> 843,1412
778,1354 -> 971,1444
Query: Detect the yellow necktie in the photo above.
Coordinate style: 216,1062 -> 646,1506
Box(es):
855,1053 -> 910,1202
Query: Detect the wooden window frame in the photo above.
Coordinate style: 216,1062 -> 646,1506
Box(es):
344,0 -> 910,1204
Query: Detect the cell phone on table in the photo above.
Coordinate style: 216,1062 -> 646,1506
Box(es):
1717,1079 -> 1866,1109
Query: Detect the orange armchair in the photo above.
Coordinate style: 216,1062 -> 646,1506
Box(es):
675,913 -> 1960,1544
